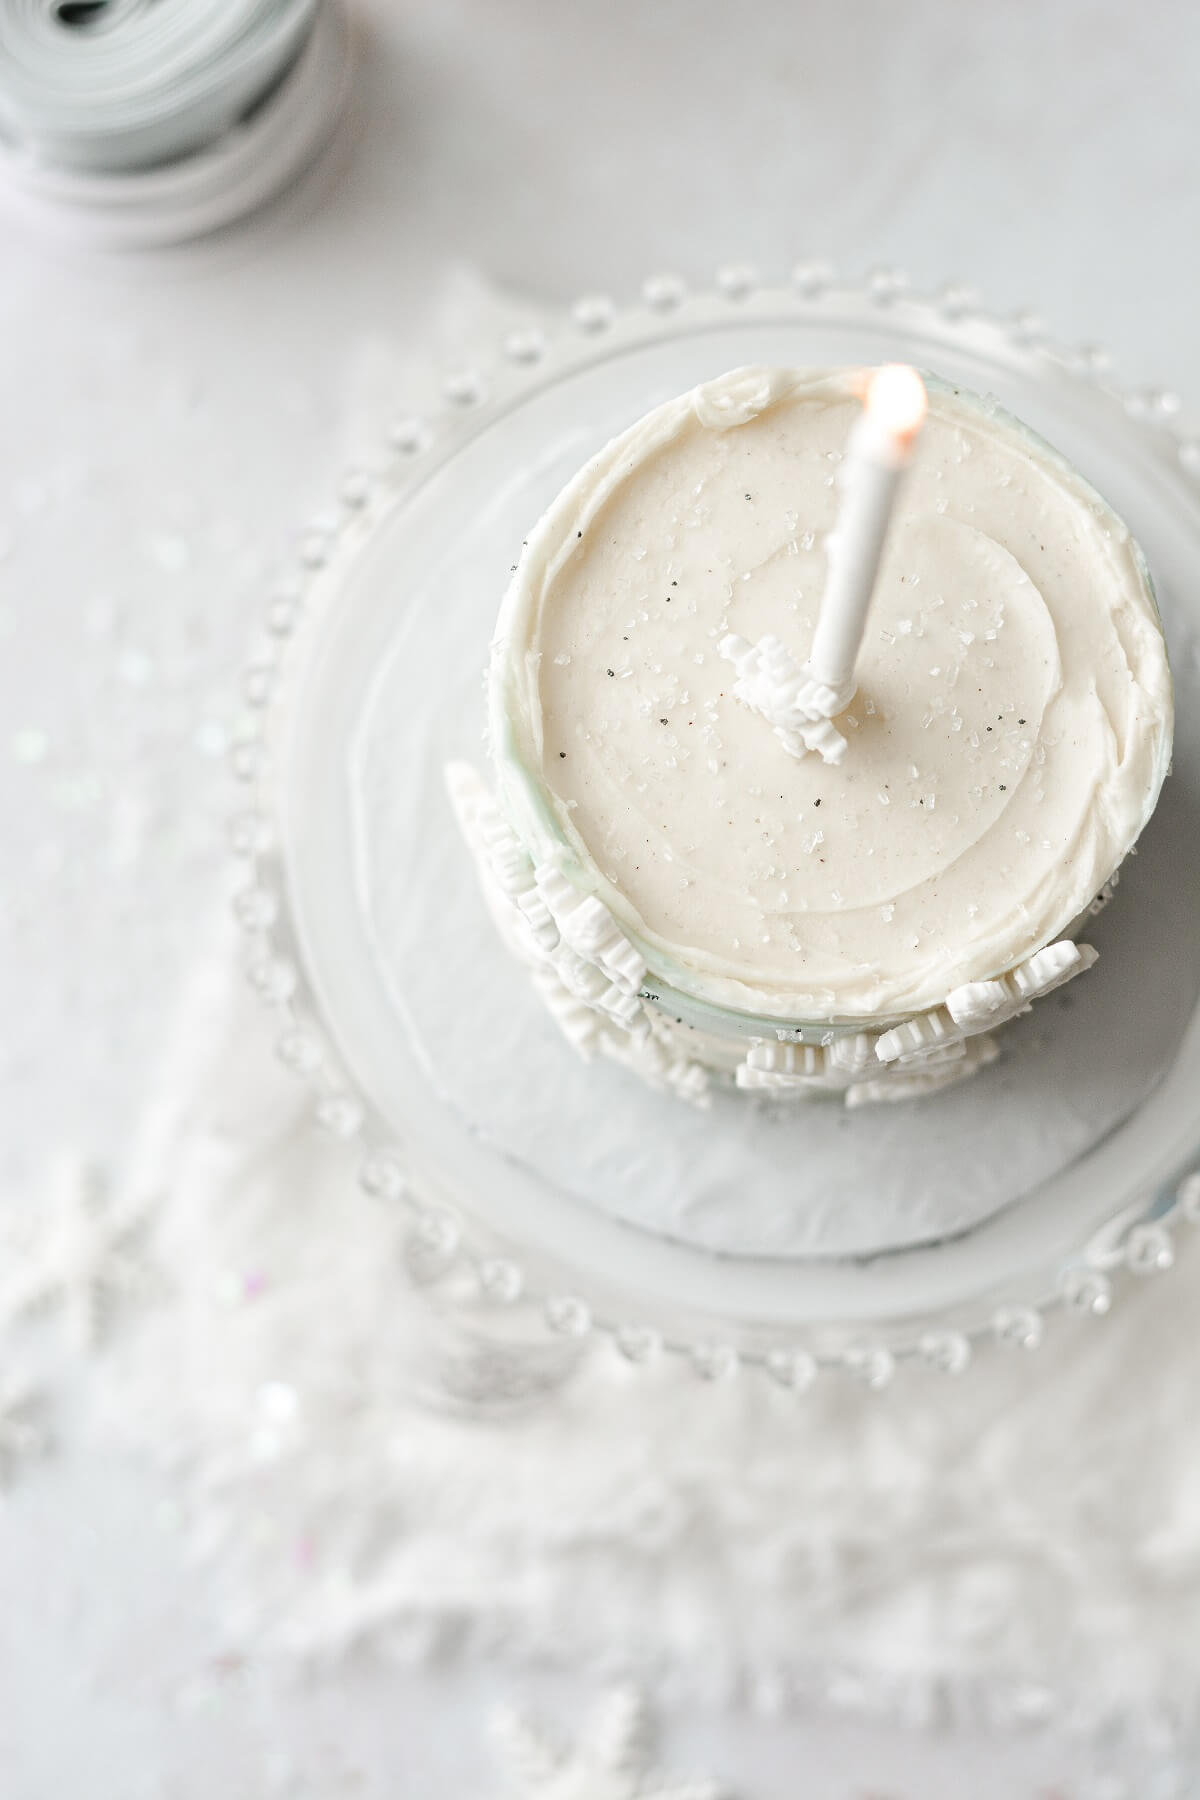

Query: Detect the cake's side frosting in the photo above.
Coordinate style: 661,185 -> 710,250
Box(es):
459,365 -> 1173,1105
446,748 -> 1107,1108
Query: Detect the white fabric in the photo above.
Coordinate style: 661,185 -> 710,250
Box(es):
96,911 -> 1200,1749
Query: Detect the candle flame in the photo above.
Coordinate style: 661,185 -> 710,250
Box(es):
865,364 -> 928,444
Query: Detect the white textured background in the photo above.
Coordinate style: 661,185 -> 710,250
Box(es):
3,2 -> 1200,1794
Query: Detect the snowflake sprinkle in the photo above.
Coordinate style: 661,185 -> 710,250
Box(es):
0,1155 -> 151,1347
490,1687 -> 726,1800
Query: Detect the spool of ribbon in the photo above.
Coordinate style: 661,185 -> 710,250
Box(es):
0,0 -> 350,246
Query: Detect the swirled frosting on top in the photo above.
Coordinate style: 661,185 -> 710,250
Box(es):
488,367 -> 1173,1022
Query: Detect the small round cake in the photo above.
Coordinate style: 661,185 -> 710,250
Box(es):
451,366 -> 1173,1106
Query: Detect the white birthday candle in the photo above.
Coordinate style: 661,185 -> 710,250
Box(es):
806,363 -> 928,704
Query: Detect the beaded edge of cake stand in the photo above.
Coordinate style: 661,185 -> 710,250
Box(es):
229,266 -> 1200,1386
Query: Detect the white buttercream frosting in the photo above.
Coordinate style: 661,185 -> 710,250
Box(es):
488,366 -> 1173,1026
445,762 -> 711,1104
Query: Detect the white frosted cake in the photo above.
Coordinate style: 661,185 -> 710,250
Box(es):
450,366 -> 1173,1107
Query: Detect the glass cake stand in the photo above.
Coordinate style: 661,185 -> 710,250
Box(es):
235,270 -> 1200,1381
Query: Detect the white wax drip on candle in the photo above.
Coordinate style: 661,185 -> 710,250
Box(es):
718,632 -> 849,764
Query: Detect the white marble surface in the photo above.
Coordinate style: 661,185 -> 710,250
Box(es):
3,1 -> 1200,1793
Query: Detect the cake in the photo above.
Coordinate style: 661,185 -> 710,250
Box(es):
449,366 -> 1173,1107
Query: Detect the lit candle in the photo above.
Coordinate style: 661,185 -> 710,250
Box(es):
805,363 -> 928,706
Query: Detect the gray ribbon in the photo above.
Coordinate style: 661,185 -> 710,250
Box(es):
0,0 -> 322,173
